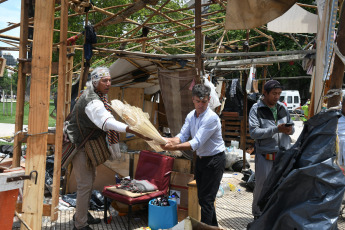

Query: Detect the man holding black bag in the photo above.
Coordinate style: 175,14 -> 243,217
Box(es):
65,66 -> 148,230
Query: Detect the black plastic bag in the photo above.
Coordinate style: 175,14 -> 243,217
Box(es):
242,169 -> 255,191
62,190 -> 105,211
248,110 -> 345,230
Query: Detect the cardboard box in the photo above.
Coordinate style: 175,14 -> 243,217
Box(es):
169,171 -> 194,211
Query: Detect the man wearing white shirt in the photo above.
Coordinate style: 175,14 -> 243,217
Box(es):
66,67 -> 147,230
161,84 -> 225,226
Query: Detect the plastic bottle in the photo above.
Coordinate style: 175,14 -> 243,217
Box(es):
106,205 -> 119,224
115,174 -> 121,184
220,182 -> 231,195
216,186 -> 224,198
169,195 -> 177,202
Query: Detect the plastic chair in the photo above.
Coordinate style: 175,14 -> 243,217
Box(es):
102,150 -> 174,230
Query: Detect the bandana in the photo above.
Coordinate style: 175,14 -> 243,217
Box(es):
91,68 -> 111,88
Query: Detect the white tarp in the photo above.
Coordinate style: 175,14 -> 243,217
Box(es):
267,4 -> 318,34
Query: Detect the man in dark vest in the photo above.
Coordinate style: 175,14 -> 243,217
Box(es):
66,66 -> 148,230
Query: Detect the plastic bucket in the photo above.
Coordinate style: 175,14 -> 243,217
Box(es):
148,199 -> 177,230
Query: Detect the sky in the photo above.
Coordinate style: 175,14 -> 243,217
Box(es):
0,0 -> 21,60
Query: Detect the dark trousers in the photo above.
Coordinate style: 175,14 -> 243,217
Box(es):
195,152 -> 225,226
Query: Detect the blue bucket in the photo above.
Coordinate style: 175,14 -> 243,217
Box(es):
148,199 -> 178,230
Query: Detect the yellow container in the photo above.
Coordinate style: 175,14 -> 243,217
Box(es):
228,183 -> 236,191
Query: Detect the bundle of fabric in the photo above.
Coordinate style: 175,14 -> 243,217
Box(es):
111,99 -> 182,156
116,178 -> 158,193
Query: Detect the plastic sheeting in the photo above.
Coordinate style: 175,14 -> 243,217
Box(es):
267,4 -> 318,34
248,110 -> 345,230
225,0 -> 297,30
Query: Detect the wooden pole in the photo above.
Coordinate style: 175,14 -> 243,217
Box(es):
78,13 -> 89,96
21,0 -> 55,229
328,4 -> 345,107
50,0 -> 68,221
261,43 -> 271,93
241,30 -> 249,170
195,0 -> 202,83
12,0 -> 29,167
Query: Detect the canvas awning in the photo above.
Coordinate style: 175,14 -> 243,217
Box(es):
267,4 -> 318,34
225,0 -> 297,30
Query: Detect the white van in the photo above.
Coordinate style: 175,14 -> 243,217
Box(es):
279,90 -> 301,112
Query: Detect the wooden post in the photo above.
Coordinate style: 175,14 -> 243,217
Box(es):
65,48 -> 75,115
51,0 -> 68,221
261,43 -> 271,93
328,4 -> 345,108
187,180 -> 201,221
21,0 -> 55,229
78,13 -> 89,96
12,0 -> 29,168
195,0 -> 202,83
313,0 -> 330,114
241,31 -> 249,169
241,72 -> 248,169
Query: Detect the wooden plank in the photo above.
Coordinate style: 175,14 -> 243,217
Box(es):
223,131 -> 240,136
21,0 -> 55,228
108,86 -> 122,101
195,0 -> 202,82
206,54 -> 308,67
173,158 -> 192,174
0,167 -> 25,191
0,57 -> 5,76
16,203 -> 51,217
123,87 -> 144,108
187,180 -> 201,221
51,0 -> 68,221
65,47 -> 75,115
17,132 -> 55,144
22,61 -> 59,75
327,3 -> 345,107
13,0 -> 29,168
103,154 -> 130,177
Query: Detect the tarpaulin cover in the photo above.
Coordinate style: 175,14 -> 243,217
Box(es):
225,0 -> 297,30
248,110 -> 345,230
158,68 -> 196,159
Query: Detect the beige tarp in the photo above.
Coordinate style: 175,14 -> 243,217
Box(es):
267,4 -> 318,34
158,68 -> 196,136
225,0 -> 297,30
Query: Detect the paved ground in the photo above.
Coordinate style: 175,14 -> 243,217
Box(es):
0,123 -> 27,138
11,160 -> 345,230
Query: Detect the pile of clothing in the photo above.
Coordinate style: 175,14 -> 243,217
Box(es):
116,178 -> 157,193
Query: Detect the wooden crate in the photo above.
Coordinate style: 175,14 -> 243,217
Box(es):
221,112 -> 254,149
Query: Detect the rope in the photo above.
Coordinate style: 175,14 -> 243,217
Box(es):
323,88 -> 343,99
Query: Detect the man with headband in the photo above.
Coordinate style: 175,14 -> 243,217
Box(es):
65,66 -> 148,230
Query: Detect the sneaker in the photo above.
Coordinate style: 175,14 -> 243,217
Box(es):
73,212 -> 101,225
72,225 -> 92,230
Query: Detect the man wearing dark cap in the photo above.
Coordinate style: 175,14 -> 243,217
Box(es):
249,80 -> 294,219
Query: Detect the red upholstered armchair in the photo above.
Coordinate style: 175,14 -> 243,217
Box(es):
102,150 -> 174,230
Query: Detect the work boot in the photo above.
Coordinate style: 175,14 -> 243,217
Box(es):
72,225 -> 92,230
73,212 -> 101,225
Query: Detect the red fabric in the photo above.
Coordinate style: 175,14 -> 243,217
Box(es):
102,150 -> 174,205
67,35 -> 79,45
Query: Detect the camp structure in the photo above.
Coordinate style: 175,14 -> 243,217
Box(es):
1,0 -> 345,229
